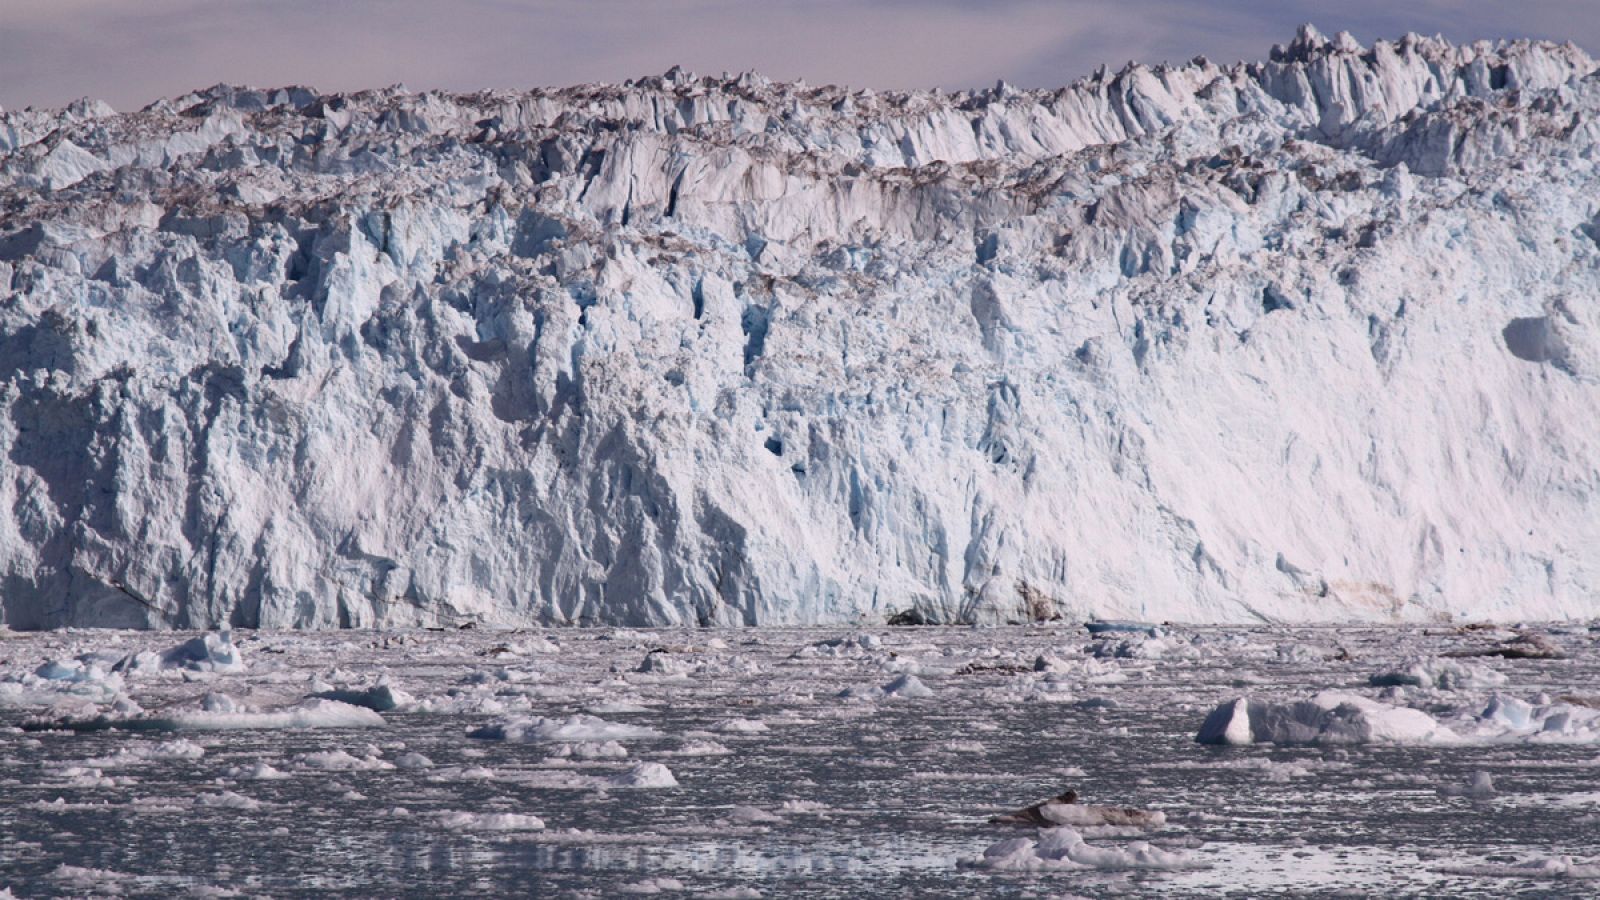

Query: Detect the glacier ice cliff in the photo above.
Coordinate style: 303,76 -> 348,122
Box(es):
2,27 -> 1599,628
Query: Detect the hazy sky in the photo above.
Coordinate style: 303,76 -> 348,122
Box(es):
3,0 -> 1596,111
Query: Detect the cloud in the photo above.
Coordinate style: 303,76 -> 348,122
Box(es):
3,0 -> 1597,111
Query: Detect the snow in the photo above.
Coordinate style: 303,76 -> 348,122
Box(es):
4,31 -> 1599,629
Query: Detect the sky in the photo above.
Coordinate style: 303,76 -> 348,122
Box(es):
3,0 -> 1597,111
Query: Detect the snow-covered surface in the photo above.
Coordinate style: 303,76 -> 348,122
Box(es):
2,622 -> 1598,895
4,28 -> 1600,628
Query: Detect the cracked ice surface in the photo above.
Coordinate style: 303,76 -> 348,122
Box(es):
2,622 -> 1599,896
3,29 -> 1600,628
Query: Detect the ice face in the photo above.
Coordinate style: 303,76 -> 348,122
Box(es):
2,32 -> 1600,628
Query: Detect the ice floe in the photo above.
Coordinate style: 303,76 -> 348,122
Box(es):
1196,693 -> 1456,745
1200,691 -> 1600,746
610,762 -> 678,788
1370,658 -> 1507,691
468,714 -> 662,742
434,811 -> 547,831
967,826 -> 1200,871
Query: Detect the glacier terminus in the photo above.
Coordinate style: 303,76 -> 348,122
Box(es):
2,26 -> 1598,629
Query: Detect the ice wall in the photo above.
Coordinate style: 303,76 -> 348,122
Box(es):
2,27 -> 1598,627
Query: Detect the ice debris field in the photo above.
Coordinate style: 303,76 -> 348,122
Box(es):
3,621 -> 1600,896
3,27 -> 1600,630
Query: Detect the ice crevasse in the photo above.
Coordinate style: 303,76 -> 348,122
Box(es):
2,26 -> 1599,628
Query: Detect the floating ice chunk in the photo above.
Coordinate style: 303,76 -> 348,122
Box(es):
667,739 -> 733,757
1274,643 -> 1338,664
28,696 -> 384,732
1438,856 -> 1600,879
1196,693 -> 1457,745
716,718 -> 770,734
83,739 -> 206,767
616,878 -> 686,894
779,799 -> 828,813
193,790 -> 263,810
611,762 -> 678,788
1439,771 -> 1496,798
47,765 -> 130,788
636,651 -> 688,675
966,825 -> 1198,871
469,714 -> 662,742
1480,694 -> 1535,730
169,698 -> 383,731
312,681 -> 413,712
1196,697 -> 1254,745
293,749 -> 394,771
1091,637 -> 1172,660
34,660 -> 113,683
227,762 -> 289,780
726,805 -> 782,824
802,634 -> 884,658
1370,658 -> 1507,691
464,667 -> 538,685
548,741 -> 628,759
153,632 -> 246,673
587,700 -> 651,714
881,674 -> 934,698
836,684 -> 882,701
394,752 -> 435,769
1449,695 -> 1600,743
160,697 -> 381,731
435,811 -> 546,831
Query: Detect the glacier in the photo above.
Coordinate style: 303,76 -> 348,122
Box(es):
1,26 -> 1598,629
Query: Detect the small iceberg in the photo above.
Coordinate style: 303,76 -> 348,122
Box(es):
1196,693 -> 1456,746
468,714 -> 661,742
965,825 -> 1199,872
1085,621 -> 1163,638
